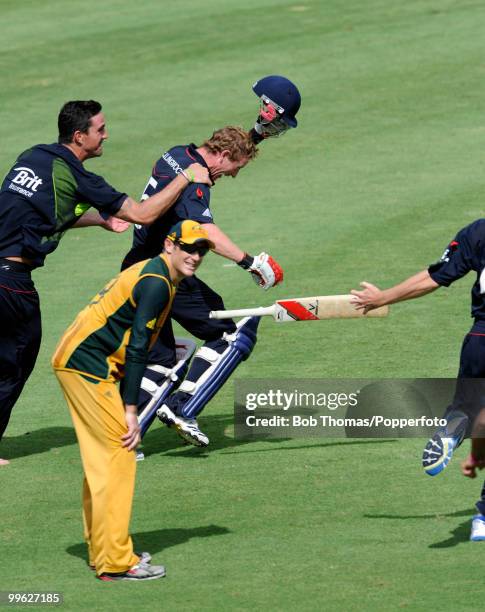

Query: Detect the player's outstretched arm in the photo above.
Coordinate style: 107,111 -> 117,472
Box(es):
72,210 -> 131,232
351,270 -> 439,312
202,223 -> 283,290
116,163 -> 211,225
202,223 -> 245,261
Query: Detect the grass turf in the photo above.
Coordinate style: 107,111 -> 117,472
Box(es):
1,0 -> 485,609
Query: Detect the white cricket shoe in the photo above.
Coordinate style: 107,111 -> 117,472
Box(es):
156,404 -> 209,447
98,560 -> 165,581
422,411 -> 468,476
470,514 -> 485,541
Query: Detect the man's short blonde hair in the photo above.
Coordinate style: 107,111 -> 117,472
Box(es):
201,126 -> 258,161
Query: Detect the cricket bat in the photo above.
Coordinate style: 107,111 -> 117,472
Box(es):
210,295 -> 388,322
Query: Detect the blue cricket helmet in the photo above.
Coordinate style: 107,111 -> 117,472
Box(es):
252,75 -> 301,128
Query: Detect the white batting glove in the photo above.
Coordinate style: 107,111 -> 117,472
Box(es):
238,252 -> 284,290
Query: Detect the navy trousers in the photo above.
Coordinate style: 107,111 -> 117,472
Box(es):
0,260 -> 41,443
450,322 -> 485,516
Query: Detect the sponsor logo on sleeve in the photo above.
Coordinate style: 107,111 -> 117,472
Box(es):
162,152 -> 185,176
8,166 -> 43,197
440,241 -> 459,263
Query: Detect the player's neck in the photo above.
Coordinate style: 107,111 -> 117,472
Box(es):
62,142 -> 88,163
160,254 -> 181,285
196,147 -> 216,171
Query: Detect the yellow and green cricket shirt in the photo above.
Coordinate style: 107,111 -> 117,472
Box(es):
52,254 -> 175,404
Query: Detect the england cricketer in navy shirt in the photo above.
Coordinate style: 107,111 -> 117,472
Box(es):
120,127 -> 286,448
0,100 -> 210,465
351,219 -> 485,541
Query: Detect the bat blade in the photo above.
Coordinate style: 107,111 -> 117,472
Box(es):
275,295 -> 388,321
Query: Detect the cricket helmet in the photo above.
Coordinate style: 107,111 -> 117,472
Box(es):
252,75 -> 301,128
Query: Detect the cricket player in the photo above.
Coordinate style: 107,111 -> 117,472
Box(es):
122,76 -> 301,449
0,100 -> 210,466
350,218 -> 485,541
52,220 -> 214,580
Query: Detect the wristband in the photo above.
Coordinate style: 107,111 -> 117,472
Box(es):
180,169 -> 194,183
237,253 -> 254,269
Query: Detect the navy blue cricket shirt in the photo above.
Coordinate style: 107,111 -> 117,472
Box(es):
0,143 -> 126,267
122,143 -> 212,268
429,219 -> 485,321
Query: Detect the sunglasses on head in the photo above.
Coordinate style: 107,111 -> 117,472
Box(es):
176,241 -> 210,256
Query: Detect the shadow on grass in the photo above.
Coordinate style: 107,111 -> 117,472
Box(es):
140,414 -> 399,459
66,524 -> 230,564
364,508 -> 475,548
429,520 -> 472,548
0,427 -> 76,460
140,413 -> 285,459
364,509 -> 472,520
220,439 -> 398,455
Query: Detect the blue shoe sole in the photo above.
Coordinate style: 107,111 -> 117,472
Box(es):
422,434 -> 456,476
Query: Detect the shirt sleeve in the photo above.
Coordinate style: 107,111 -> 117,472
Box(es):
177,184 -> 214,223
428,226 -> 475,287
122,275 -> 171,405
75,170 -> 127,216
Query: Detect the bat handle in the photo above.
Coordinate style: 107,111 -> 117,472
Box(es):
210,306 -> 274,319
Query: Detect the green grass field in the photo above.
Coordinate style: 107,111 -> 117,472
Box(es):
2,0 -> 485,609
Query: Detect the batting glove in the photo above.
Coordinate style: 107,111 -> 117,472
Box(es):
238,252 -> 283,290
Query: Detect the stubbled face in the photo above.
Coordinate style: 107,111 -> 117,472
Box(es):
78,112 -> 108,158
209,151 -> 250,182
165,240 -> 206,280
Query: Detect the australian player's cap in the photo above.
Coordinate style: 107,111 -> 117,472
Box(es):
167,220 -> 215,249
252,75 -> 301,128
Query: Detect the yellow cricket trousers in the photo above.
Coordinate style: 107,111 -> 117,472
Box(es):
54,370 -> 139,575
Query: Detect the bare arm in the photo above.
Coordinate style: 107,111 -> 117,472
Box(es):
72,210 -> 106,228
202,223 -> 284,290
115,163 -> 211,225
72,210 -> 130,233
202,223 -> 245,262
351,270 -> 439,311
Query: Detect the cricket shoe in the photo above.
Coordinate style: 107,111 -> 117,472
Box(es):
422,412 -> 468,476
156,404 -> 209,447
470,514 -> 485,541
98,561 -> 166,581
90,551 -> 152,571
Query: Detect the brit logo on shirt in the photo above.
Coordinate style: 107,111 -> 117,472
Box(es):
8,166 -> 43,198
